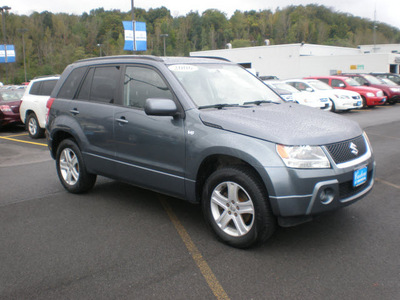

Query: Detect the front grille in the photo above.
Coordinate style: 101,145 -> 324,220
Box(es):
352,95 -> 360,100
325,135 -> 367,165
339,170 -> 373,200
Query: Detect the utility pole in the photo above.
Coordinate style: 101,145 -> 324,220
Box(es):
18,28 -> 28,82
1,6 -> 11,84
131,0 -> 136,52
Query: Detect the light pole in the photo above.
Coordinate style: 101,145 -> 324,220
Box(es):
18,28 -> 28,82
131,0 -> 136,52
0,6 -> 11,84
160,34 -> 168,56
97,44 -> 102,57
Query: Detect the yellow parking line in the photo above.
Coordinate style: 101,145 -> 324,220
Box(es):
159,197 -> 230,300
0,136 -> 47,147
375,178 -> 400,190
5,133 -> 29,138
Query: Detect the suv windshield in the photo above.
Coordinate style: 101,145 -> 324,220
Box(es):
168,63 -> 282,107
345,77 -> 361,86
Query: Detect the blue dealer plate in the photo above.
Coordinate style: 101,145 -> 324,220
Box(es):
353,166 -> 368,187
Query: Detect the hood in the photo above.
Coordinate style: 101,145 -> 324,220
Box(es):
199,103 -> 362,145
350,85 -> 381,93
330,89 -> 359,97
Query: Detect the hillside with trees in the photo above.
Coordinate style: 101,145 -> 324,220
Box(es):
3,4 -> 400,83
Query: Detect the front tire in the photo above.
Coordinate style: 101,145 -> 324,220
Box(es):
329,99 -> 336,112
361,96 -> 367,108
202,166 -> 276,248
56,139 -> 97,193
27,113 -> 45,139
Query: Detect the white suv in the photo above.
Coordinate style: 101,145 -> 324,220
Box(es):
19,76 -> 59,138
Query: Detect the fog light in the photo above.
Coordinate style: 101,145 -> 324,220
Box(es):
320,188 -> 335,205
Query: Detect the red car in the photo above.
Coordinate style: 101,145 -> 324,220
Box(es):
306,76 -> 386,107
341,73 -> 400,105
0,88 -> 25,128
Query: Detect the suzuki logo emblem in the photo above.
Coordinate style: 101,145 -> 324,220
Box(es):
349,142 -> 358,155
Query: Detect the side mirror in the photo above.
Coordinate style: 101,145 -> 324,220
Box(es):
144,98 -> 179,117
338,83 -> 345,88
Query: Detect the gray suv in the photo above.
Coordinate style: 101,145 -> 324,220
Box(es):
46,56 -> 375,248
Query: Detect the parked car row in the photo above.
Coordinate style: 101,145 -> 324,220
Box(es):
263,72 -> 400,111
2,69 -> 400,138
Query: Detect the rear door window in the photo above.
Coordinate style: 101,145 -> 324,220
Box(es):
76,66 -> 121,104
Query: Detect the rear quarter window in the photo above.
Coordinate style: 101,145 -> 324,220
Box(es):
29,82 -> 41,95
40,80 -> 58,96
57,67 -> 88,99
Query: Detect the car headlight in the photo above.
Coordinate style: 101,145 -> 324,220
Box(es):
335,95 -> 349,99
366,92 -> 374,97
390,88 -> 400,92
276,145 -> 330,169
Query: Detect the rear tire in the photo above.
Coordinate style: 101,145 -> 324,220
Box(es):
56,139 -> 97,193
27,113 -> 44,139
201,166 -> 276,248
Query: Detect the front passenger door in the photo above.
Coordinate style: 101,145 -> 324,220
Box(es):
113,65 -> 186,198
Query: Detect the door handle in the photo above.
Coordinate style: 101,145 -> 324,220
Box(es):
116,116 -> 128,124
69,108 -> 79,115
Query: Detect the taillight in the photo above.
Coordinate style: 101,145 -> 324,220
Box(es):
45,97 -> 55,125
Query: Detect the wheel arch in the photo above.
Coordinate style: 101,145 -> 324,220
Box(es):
49,130 -> 77,159
24,109 -> 35,123
195,154 -> 271,204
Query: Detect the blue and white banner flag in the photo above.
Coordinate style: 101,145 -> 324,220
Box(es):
123,21 -> 147,51
0,45 -> 16,63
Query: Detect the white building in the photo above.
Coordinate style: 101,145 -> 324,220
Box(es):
190,43 -> 400,79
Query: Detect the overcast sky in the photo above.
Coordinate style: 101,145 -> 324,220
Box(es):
9,0 -> 400,30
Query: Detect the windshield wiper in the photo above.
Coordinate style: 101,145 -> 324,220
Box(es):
198,103 -> 240,110
243,100 -> 273,105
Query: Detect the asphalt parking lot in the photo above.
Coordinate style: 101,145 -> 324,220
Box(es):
1,105 -> 399,299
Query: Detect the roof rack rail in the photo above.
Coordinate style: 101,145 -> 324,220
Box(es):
77,55 -> 164,63
190,56 -> 231,62
32,74 -> 60,80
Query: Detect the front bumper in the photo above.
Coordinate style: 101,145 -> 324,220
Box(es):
367,96 -> 386,106
266,154 -> 375,219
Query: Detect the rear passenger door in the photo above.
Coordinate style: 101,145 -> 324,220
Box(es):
113,65 -> 186,198
57,65 -> 122,177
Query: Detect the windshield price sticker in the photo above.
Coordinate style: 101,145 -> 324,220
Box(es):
353,166 -> 367,187
169,65 -> 198,72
